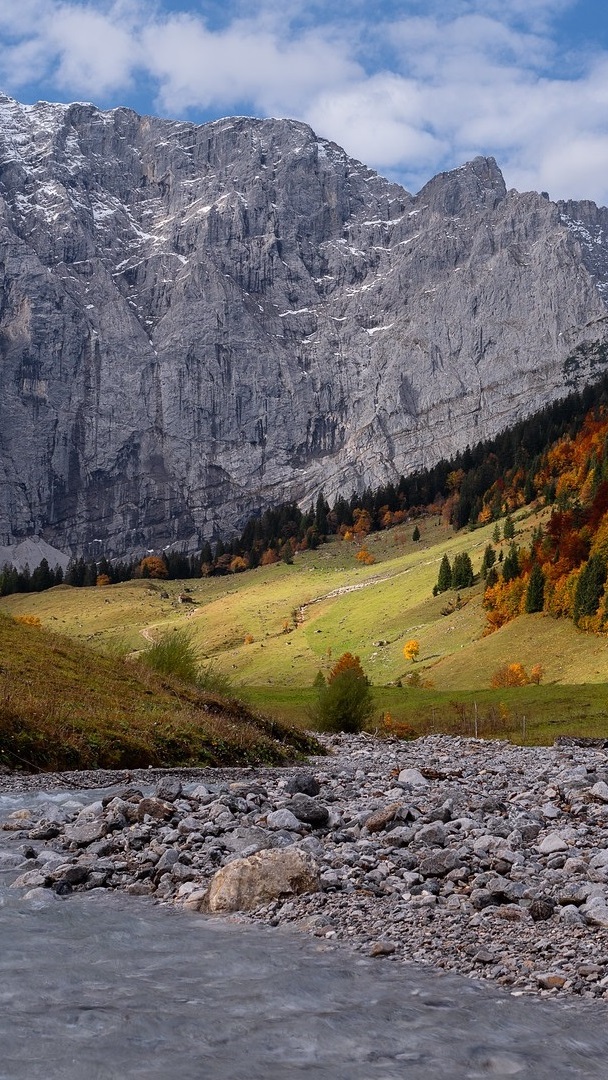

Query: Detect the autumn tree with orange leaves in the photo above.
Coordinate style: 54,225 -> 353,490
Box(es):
311,652 -> 373,733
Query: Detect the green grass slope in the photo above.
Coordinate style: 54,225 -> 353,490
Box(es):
2,508 -> 607,745
0,614 -> 321,772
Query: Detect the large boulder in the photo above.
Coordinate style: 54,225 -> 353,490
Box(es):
207,848 -> 320,913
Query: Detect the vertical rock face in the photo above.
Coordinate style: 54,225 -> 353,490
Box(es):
0,94 -> 607,557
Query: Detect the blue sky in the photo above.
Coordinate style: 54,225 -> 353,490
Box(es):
1,1 -> 608,203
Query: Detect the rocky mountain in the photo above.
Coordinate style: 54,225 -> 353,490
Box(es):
1,93 -> 608,558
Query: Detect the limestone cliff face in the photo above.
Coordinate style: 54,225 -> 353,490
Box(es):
0,94 -> 607,556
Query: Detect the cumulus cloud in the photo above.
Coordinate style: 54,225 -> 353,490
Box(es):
141,12 -> 360,116
0,0 -> 606,204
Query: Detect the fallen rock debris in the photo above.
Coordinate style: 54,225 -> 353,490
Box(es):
4,734 -> 608,1000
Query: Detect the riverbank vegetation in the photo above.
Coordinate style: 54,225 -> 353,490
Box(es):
0,614 -> 321,773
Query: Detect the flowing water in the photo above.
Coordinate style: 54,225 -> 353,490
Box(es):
1,788 -> 607,1080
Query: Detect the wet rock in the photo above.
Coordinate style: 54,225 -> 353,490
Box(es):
582,897 -> 608,928
370,940 -> 397,957
64,821 -> 107,846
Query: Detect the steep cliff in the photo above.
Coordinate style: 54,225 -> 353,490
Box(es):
1,94 -> 607,557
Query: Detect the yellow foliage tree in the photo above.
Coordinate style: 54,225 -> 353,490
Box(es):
403,639 -> 420,662
136,555 -> 168,579
96,573 -> 111,586
530,663 -> 544,685
490,662 -> 530,688
355,547 -> 376,565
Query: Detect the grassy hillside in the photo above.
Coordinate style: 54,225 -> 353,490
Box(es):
3,508 -> 608,746
0,614 -> 321,772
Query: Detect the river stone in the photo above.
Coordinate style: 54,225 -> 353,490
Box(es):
398,769 -> 428,788
11,868 -> 50,888
365,802 -> 401,833
207,848 -> 320,912
537,833 -> 569,855
222,827 -> 274,854
582,896 -> 608,928
267,809 -> 302,831
0,851 -> 26,869
285,773 -> 321,797
418,850 -> 461,877
135,798 -> 174,823
154,777 -> 183,802
156,848 -> 180,872
288,794 -> 329,827
64,820 -> 107,845
415,821 -> 447,847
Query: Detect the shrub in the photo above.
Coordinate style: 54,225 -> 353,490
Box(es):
355,548 -> 376,565
530,663 -> 544,685
13,615 -> 41,628
139,629 -> 199,684
378,712 -> 417,740
310,652 -> 373,733
196,662 -> 233,696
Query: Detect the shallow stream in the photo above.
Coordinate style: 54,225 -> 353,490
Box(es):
1,787 -> 607,1080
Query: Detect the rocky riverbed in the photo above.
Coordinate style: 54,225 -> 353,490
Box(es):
3,733 -> 608,1002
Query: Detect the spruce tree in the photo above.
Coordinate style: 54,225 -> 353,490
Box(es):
503,515 -> 515,540
437,554 -> 452,592
486,565 -> 499,587
573,555 -> 607,623
412,524 -> 421,542
525,563 -> 545,613
502,543 -> 520,583
452,552 -> 474,588
480,543 -> 496,578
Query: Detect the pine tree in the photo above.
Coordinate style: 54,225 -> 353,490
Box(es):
573,554 -> 607,623
436,554 -> 452,592
412,524 -> 421,542
525,563 -> 545,613
452,552 -> 474,588
486,565 -> 499,587
480,543 -> 496,578
492,523 -> 501,544
503,515 -> 515,540
502,543 -> 520,583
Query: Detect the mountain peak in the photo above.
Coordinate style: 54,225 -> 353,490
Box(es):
0,98 -> 606,556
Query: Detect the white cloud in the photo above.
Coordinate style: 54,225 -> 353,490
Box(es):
0,0 -> 606,204
141,13 -> 360,116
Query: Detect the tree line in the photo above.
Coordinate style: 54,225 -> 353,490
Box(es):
4,371 -> 608,598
